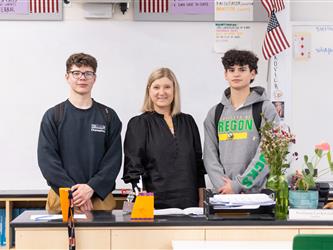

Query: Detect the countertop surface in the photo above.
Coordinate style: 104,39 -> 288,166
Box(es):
11,209 -> 333,228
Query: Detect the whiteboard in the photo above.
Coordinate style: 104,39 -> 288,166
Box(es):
0,20 -> 267,190
291,0 -> 333,22
291,25 -> 333,181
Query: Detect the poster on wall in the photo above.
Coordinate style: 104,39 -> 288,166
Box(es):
134,0 -> 267,21
0,0 -> 63,20
214,22 -> 253,53
134,0 -> 213,21
269,55 -> 288,121
215,0 -> 254,21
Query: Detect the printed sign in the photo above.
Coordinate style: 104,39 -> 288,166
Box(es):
0,0 -> 62,20
171,0 -> 214,14
0,0 -> 29,14
215,23 -> 253,53
215,0 -> 253,21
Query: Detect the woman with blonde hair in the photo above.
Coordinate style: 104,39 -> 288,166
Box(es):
123,68 -> 205,209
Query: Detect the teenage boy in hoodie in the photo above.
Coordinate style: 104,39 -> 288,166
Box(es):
203,49 -> 279,194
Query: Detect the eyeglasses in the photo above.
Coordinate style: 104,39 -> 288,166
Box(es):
69,70 -> 96,80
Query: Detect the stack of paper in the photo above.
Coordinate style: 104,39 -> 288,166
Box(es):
209,193 -> 275,209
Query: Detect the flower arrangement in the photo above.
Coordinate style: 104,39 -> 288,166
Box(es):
291,142 -> 333,191
260,118 -> 296,176
260,118 -> 296,219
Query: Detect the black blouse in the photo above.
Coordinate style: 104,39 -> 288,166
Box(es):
123,112 -> 205,209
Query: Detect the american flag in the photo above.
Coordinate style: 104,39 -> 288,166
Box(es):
261,0 -> 285,16
139,0 -> 168,13
262,11 -> 290,60
30,0 -> 59,13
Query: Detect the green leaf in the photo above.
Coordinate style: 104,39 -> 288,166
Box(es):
304,155 -> 309,163
306,162 -> 314,171
315,148 -> 323,158
282,163 -> 289,169
325,151 -> 333,171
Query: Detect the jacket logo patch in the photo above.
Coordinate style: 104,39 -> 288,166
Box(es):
91,124 -> 106,133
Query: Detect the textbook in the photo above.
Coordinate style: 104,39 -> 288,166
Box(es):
154,207 -> 203,216
288,209 -> 333,221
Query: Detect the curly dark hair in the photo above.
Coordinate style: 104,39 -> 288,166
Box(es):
66,53 -> 97,73
222,49 -> 258,83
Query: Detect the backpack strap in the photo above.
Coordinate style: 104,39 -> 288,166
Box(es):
252,101 -> 263,135
214,103 -> 224,142
214,103 -> 224,173
95,102 -> 112,129
95,102 -> 112,148
54,101 -> 66,128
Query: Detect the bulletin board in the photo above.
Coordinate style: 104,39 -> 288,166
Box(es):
134,0 -> 268,22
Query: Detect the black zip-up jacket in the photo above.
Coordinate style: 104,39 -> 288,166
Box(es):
37,100 -> 122,200
123,112 -> 205,209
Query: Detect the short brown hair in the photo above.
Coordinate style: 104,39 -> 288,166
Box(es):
66,53 -> 97,72
142,68 -> 181,116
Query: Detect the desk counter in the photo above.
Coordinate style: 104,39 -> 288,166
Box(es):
11,210 -> 333,249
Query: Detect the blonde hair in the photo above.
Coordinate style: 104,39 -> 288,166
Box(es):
142,68 -> 181,116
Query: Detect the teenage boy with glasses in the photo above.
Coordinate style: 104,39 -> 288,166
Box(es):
37,53 -> 122,212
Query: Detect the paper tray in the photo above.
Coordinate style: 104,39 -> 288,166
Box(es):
203,189 -> 275,220
206,212 -> 275,221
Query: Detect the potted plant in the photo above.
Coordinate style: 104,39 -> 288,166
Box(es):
260,119 -> 296,219
290,142 -> 333,209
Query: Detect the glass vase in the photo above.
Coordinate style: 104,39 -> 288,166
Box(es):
266,173 -> 289,220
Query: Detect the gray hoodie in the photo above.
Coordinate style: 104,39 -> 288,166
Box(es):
203,86 -> 280,193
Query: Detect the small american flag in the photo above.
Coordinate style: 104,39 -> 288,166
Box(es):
30,0 -> 59,13
139,0 -> 168,13
262,11 -> 290,60
261,0 -> 285,16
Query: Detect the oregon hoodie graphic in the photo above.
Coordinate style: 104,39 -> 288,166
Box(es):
218,115 -> 253,141
203,87 -> 280,193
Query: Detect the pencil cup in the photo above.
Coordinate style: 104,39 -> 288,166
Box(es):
59,187 -> 71,222
131,192 -> 154,221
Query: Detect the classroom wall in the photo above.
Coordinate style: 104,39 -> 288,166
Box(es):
1,2 -> 333,190
0,4 -> 268,190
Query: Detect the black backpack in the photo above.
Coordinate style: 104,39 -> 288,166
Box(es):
53,101 -> 112,146
214,101 -> 263,143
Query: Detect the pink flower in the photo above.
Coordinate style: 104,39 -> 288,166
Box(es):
315,142 -> 330,151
